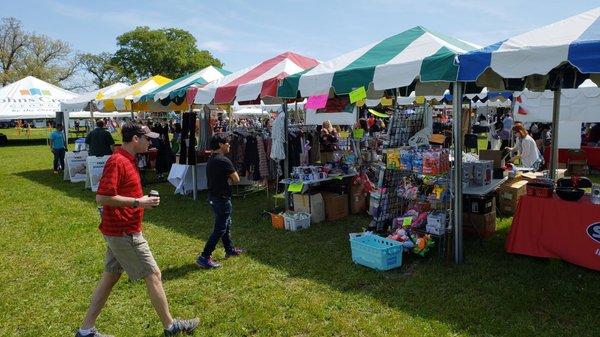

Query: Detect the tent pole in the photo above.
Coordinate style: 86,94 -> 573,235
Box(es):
190,105 -> 197,201
283,102 -> 290,211
550,89 -> 561,180
452,81 -> 464,264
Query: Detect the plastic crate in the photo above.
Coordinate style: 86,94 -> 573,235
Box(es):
283,212 -> 311,231
349,233 -> 403,271
270,213 -> 284,229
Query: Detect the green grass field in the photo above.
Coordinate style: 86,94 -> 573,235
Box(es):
0,144 -> 599,337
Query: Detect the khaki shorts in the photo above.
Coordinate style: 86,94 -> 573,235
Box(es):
103,233 -> 158,281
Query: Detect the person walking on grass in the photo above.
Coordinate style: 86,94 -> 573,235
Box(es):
196,135 -> 244,269
75,123 -> 198,337
49,123 -> 66,174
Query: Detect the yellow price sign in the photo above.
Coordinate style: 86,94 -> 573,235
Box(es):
288,182 -> 303,193
349,86 -> 367,103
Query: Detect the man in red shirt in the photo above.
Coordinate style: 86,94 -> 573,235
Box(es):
75,123 -> 198,337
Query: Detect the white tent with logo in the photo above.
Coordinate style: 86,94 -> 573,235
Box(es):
0,76 -> 77,119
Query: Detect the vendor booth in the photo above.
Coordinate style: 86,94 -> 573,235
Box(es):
277,26 -> 482,266
458,7 -> 600,271
180,52 -> 320,200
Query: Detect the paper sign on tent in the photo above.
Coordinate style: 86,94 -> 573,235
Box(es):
349,86 -> 367,103
306,94 -> 329,110
380,97 -> 393,106
415,96 -> 425,104
288,182 -> 303,192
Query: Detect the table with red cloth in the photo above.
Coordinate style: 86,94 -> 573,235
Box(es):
506,195 -> 600,271
543,146 -> 600,170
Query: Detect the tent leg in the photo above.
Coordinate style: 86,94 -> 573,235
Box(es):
283,103 -> 290,211
452,82 -> 464,264
550,89 -> 561,180
189,106 -> 197,201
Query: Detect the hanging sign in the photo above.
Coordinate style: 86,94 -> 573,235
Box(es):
349,86 -> 367,103
380,97 -> 393,106
288,182 -> 304,193
305,94 -> 329,110
353,129 -> 365,139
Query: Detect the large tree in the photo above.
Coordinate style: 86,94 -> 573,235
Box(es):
0,17 -> 79,86
112,26 -> 223,82
79,52 -> 125,88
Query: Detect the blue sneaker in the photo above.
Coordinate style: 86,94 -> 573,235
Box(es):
164,318 -> 200,336
225,247 -> 245,258
195,255 -> 221,269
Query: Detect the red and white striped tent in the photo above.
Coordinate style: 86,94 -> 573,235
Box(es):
193,51 -> 319,105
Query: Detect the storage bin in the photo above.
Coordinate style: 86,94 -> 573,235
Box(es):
270,213 -> 284,229
283,212 -> 311,231
349,233 -> 403,271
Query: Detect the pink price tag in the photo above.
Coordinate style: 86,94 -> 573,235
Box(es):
305,94 -> 329,110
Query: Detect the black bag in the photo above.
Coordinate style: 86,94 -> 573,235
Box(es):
0,133 -> 7,146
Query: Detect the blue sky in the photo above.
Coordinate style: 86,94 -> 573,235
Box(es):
3,0 -> 599,72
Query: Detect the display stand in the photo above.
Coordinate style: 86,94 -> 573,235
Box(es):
64,151 -> 88,182
85,155 -> 111,191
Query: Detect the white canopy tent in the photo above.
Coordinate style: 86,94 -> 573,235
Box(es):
513,80 -> 599,123
0,76 -> 76,119
60,83 -> 128,113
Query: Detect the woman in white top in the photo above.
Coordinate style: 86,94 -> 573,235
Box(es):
509,124 -> 542,170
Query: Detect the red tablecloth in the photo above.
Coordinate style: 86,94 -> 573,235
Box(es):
506,195 -> 600,271
543,146 -> 600,169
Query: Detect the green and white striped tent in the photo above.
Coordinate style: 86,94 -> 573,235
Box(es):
278,26 -> 479,98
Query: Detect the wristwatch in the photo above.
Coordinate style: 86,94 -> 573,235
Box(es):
132,199 -> 139,208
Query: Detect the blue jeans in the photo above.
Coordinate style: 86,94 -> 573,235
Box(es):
53,148 -> 65,171
201,196 -> 234,257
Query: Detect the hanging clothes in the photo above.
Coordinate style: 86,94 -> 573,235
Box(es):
256,135 -> 269,178
243,135 -> 261,181
270,112 -> 285,160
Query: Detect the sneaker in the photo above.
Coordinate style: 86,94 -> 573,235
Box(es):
225,247 -> 245,258
53,170 -> 59,174
75,328 -> 114,337
195,255 -> 221,269
164,318 -> 200,336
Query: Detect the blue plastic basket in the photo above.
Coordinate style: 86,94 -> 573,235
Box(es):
349,233 -> 403,271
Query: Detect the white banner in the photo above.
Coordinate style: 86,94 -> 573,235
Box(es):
306,107 -> 358,126
64,151 -> 88,182
86,155 -> 111,191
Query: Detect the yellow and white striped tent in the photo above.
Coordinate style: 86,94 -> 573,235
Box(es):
96,75 -> 171,112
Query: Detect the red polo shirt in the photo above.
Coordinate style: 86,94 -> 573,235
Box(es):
97,148 -> 144,236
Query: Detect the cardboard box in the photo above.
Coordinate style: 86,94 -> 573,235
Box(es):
464,195 -> 495,214
496,180 -> 528,214
293,193 -> 325,223
479,150 -> 505,168
464,211 -> 496,238
322,192 -> 349,221
521,169 -> 567,182
350,192 -> 368,214
472,160 -> 493,186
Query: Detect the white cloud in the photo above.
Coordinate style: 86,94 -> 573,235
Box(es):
199,41 -> 229,52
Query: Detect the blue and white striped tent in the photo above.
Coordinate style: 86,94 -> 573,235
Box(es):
458,7 -> 600,90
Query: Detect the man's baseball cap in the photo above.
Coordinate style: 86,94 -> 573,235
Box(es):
122,123 -> 159,140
